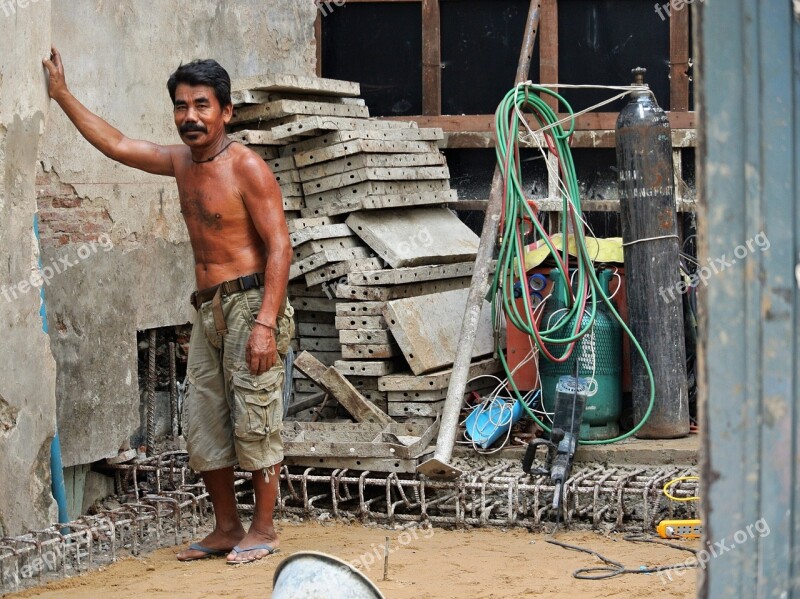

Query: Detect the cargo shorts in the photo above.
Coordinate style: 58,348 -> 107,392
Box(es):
182,287 -> 295,473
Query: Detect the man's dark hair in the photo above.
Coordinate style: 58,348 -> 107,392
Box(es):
167,59 -> 232,108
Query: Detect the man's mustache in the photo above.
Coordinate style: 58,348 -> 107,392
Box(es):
180,122 -> 208,134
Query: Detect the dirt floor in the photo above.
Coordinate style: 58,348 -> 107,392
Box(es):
9,521 -> 699,599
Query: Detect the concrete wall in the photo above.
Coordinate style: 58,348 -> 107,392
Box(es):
0,4 -> 59,535
38,0 -> 317,467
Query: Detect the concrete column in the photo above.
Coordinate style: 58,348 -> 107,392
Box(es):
0,2 -> 58,535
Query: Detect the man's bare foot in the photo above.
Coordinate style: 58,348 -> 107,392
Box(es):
176,526 -> 246,562
225,528 -> 280,565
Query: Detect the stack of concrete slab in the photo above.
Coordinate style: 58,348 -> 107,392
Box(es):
228,74 -> 375,411
227,73 -> 502,423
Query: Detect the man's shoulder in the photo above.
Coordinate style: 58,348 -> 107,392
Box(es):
231,143 -> 274,179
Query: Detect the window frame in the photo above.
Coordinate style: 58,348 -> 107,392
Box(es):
314,0 -> 695,150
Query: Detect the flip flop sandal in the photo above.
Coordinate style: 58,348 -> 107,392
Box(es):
226,544 -> 280,565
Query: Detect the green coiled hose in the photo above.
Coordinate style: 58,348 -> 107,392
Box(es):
490,84 -> 656,445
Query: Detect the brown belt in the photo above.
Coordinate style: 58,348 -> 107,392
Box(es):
191,273 -> 265,336
190,273 -> 265,310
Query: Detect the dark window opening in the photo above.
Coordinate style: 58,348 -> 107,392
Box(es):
440,0 -> 540,115
558,0 -> 670,112
321,2 -> 423,117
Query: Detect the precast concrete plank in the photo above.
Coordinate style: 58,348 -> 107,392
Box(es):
302,166 -> 451,194
232,74 -> 361,97
231,100 -> 370,126
230,130 -> 283,146
347,262 -> 475,286
294,379 -> 324,393
300,198 -> 364,218
293,140 -> 440,167
279,182 -> 303,197
291,297 -> 339,313
289,247 -> 371,280
346,207 -> 479,268
334,360 -> 398,377
300,337 -> 342,352
339,329 -> 393,345
341,344 -> 400,360
388,401 -> 444,418
276,126 -> 444,146
273,116 -> 418,141
378,358 -> 501,392
293,237 -> 361,261
298,153 -> 446,182
232,89 -> 365,106
294,352 -> 393,424
360,190 -> 458,210
334,277 -> 472,302
293,310 -> 337,325
298,322 -> 339,337
290,224 -> 353,248
383,288 -> 495,375
336,302 -> 387,317
264,156 -> 297,173
246,145 -> 281,160
335,315 -> 388,330
276,127 -> 444,152
273,169 -> 301,184
304,180 -> 450,208
287,216 -> 339,233
386,380 -> 497,403
282,197 -> 304,211
304,258 -> 382,287
342,376 -> 380,391
280,122 -> 424,156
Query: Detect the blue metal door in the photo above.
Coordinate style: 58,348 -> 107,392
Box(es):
698,1 -> 799,597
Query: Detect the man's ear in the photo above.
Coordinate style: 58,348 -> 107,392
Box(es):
222,103 -> 233,124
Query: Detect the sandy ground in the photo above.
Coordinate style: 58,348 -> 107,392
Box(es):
9,522 -> 698,599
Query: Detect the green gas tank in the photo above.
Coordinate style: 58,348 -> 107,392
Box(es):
539,269 -> 622,440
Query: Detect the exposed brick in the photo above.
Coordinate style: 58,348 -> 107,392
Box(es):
52,197 -> 82,209
37,170 -> 112,248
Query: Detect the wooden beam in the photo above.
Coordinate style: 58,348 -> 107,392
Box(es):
447,198 -> 698,213
669,2 -> 691,111
382,112 -> 696,131
422,0 -> 442,116
441,128 -> 696,149
539,0 -> 559,111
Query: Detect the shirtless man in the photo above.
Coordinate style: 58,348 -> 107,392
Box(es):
43,49 -> 293,565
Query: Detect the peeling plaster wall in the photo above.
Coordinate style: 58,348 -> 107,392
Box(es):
39,0 -> 317,467
0,5 -> 59,535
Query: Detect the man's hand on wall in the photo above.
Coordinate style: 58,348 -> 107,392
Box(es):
42,46 -> 68,101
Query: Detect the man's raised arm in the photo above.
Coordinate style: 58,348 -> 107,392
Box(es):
43,47 -> 176,177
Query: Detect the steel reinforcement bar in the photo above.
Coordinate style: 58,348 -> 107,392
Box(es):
0,451 -> 698,595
